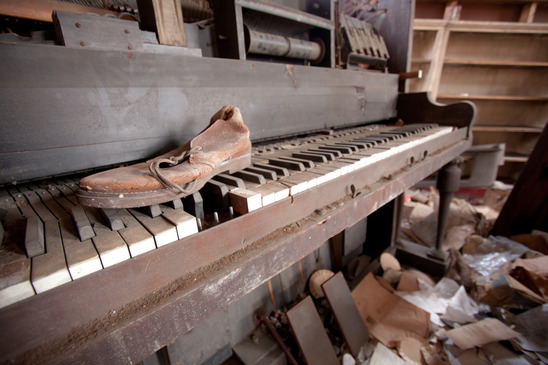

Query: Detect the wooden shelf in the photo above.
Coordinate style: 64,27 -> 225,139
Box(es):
444,59 -> 548,67
438,94 -> 548,101
473,125 -> 544,133
412,0 -> 548,180
504,154 -> 530,162
414,18 -> 548,34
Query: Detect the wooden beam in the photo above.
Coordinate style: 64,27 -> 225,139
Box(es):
137,0 -> 186,47
519,2 -> 537,23
443,1 -> 461,21
0,0 -> 119,23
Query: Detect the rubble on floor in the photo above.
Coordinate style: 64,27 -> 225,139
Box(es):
230,184 -> 548,365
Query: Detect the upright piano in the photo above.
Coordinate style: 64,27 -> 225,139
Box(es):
0,1 -> 475,363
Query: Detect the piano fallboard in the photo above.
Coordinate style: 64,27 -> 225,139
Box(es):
0,123 -> 471,364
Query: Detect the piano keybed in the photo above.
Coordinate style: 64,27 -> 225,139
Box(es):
0,122 -> 453,308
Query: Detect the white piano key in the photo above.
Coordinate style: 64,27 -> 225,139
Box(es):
31,221 -> 72,294
161,206 -> 198,240
117,211 -> 156,257
228,188 -> 262,214
0,257 -> 35,309
129,209 -> 179,247
241,180 -> 290,206
60,218 -> 103,280
0,198 -> 36,308
91,223 -> 131,268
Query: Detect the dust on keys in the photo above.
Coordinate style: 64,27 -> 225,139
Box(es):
0,123 -> 452,308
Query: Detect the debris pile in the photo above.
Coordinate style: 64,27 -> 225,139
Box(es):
235,185 -> 548,364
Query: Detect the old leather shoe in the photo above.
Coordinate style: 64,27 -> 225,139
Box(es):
77,105 -> 251,208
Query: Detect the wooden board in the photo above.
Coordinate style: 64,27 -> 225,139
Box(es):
286,296 -> 339,365
322,272 -> 369,357
438,64 -> 548,97
0,0 -> 119,22
137,0 -> 186,47
0,43 -> 398,184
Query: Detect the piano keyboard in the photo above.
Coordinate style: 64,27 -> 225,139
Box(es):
0,123 -> 453,308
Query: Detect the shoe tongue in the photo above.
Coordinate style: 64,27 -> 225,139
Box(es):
221,107 -> 235,121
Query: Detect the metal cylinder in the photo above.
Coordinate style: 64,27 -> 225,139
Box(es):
244,27 -> 323,62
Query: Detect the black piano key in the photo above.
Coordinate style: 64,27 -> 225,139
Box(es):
99,208 -> 125,231
346,141 -> 374,149
201,180 -> 230,213
318,145 -> 354,154
232,170 -> 266,185
164,198 -> 184,210
355,136 -> 389,144
25,215 -> 45,258
244,166 -> 278,181
307,148 -> 341,158
302,150 -> 336,161
70,205 -> 95,241
183,192 -> 204,221
352,138 -> 378,147
140,204 -> 162,218
268,158 -> 306,171
253,163 -> 290,177
292,152 -> 328,163
333,143 -> 359,151
214,174 -> 246,188
278,156 -> 315,169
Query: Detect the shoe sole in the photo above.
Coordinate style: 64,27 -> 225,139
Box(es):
76,154 -> 251,209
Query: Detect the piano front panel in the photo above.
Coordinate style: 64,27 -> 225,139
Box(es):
0,121 -> 471,364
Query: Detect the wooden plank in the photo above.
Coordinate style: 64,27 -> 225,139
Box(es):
137,0 -> 186,47
438,65 -> 548,98
519,2 -> 537,23
443,59 -> 548,67
0,0 -> 119,23
444,32 -> 548,64
322,272 -> 369,357
414,18 -> 548,34
53,11 -> 143,52
0,43 -> 398,184
492,123 -> 548,235
473,125 -> 543,133
31,221 -> 72,294
437,94 -> 548,101
286,296 -> 339,365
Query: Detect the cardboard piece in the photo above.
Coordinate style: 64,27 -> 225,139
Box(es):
396,332 -> 428,365
442,224 -> 476,251
352,273 -> 431,346
444,318 -> 520,350
397,269 -> 435,292
512,303 -> 548,353
369,342 -> 410,365
509,256 -> 548,302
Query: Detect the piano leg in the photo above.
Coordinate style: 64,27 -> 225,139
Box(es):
429,160 -> 462,261
396,159 -> 462,277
